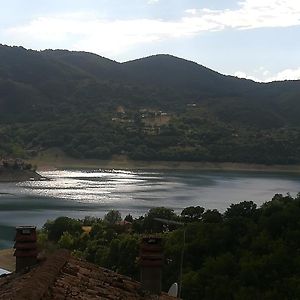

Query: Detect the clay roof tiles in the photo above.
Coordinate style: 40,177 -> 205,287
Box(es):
0,250 -> 175,300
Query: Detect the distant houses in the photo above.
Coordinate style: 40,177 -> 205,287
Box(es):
112,106 -> 171,135
140,110 -> 171,135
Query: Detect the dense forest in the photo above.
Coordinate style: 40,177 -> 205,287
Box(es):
1,44 -> 300,164
39,193 -> 300,300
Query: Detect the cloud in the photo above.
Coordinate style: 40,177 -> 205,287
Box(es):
234,66 -> 300,82
185,0 -> 300,30
3,12 -> 215,57
185,9 -> 198,16
267,67 -> 300,81
234,71 -> 261,82
3,0 -> 300,58
147,0 -> 159,4
4,13 -> 163,56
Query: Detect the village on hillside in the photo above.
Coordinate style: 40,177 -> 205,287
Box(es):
112,106 -> 172,135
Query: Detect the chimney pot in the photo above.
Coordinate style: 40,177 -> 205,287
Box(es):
14,226 -> 38,272
140,236 -> 163,295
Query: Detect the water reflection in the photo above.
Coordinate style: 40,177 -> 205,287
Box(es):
1,169 -> 300,248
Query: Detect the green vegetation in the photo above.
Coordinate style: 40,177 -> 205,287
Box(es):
0,158 -> 34,171
1,44 -> 300,164
39,193 -> 300,299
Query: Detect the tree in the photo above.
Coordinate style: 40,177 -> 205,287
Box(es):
181,206 -> 205,222
44,217 -> 82,241
202,209 -> 223,223
143,207 -> 177,233
225,201 -> 257,219
104,210 -> 122,226
117,235 -> 139,276
58,231 -> 74,249
124,214 -> 134,222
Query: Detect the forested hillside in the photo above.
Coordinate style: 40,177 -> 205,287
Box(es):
1,44 -> 300,164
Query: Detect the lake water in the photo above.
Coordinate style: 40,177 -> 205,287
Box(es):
1,169 -> 300,249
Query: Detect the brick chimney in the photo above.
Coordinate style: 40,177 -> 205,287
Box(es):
139,236 -> 163,295
14,226 -> 38,272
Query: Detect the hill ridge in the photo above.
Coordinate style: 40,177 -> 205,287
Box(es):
1,44 -> 300,164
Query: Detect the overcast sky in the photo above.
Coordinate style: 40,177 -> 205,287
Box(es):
0,0 -> 300,82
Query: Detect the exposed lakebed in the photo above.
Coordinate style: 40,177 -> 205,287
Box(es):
1,169 -> 300,249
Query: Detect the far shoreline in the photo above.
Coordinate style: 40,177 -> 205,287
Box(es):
29,152 -> 300,174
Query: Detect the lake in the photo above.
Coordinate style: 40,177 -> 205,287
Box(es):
1,169 -> 300,249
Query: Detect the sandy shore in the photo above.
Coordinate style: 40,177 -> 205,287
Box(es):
0,249 -> 15,272
28,150 -> 300,173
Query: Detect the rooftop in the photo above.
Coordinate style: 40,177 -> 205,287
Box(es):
0,250 -> 175,300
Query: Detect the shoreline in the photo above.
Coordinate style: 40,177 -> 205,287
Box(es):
29,153 -> 300,173
0,169 -> 45,183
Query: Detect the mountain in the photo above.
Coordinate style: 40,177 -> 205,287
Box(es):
1,45 -> 299,126
42,49 -> 122,80
1,44 -> 300,164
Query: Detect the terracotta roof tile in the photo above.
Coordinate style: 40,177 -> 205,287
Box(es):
0,250 -> 175,300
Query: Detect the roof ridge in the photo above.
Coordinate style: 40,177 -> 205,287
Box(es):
13,249 -> 70,300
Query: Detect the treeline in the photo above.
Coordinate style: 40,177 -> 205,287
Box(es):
39,193 -> 300,300
2,108 -> 300,165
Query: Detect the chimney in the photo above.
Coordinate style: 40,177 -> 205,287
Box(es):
140,236 -> 163,295
14,226 -> 38,272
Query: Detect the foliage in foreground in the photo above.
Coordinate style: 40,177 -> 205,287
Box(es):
39,194 -> 300,300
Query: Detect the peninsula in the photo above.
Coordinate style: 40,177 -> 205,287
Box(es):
0,159 -> 44,182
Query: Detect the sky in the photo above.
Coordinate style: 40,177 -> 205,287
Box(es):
0,0 -> 300,82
